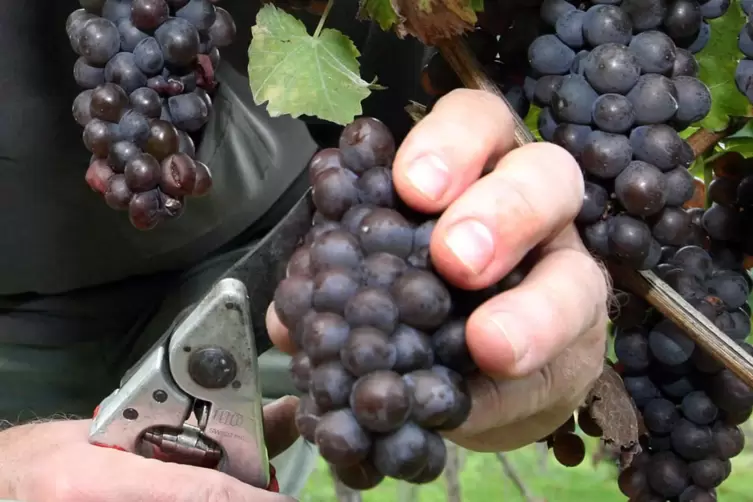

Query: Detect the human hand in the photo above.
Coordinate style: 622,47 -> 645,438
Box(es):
0,396 -> 300,502
269,89 -> 611,452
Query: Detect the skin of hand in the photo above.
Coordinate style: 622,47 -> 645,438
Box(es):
266,89 -> 610,452
0,396 -> 300,502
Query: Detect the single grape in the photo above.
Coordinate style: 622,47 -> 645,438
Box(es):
129,87 -> 162,118
314,409 -> 371,466
208,7 -> 236,47
73,90 -> 95,127
592,93 -> 635,133
145,120 -> 180,161
391,269 -> 452,331
176,0 -> 217,31
614,160 -> 668,217
528,34 -> 576,75
350,371 -> 412,433
124,153 -> 161,192
582,4 -> 633,46
584,43 -> 641,94
338,117 -> 396,175
128,188 -> 163,230
155,17 -> 200,67
104,52 -> 148,94
312,168 -> 360,220
77,17 -> 120,65
371,423 -> 429,480
340,326 -> 397,376
104,174 -> 133,210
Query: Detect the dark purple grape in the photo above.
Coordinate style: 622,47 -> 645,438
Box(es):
104,52 -> 148,94
302,312 -> 351,365
117,18 -> 148,52
391,324 -> 434,373
192,161 -> 212,196
73,90 -> 94,126
145,120 -> 180,161
312,168 -> 360,221
309,361 -> 355,412
124,153 -> 161,192
646,451 -> 690,497
74,57 -> 106,89
208,6 -> 236,47
357,167 -> 395,208
344,288 -> 399,334
83,119 -> 115,157
118,110 -> 151,146
431,319 -> 476,375
77,17 -> 120,65
615,161 -> 668,217
104,174 -> 133,210
314,409 -> 371,466
129,87 -> 162,118
357,209 -> 414,258
133,37 -> 165,76
108,141 -> 141,173
128,188 -> 163,230
402,369 -> 463,429
176,0 -> 217,31
391,269 -> 452,330
339,117 -> 396,174
131,0 -> 170,30
371,423 -> 429,480
160,152 -> 197,197
155,17 -> 200,67
273,275 -> 313,330
334,460 -> 384,490
90,83 -> 129,122
350,370 -> 412,433
340,326 -> 397,376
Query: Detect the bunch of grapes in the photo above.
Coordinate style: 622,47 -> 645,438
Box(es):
66,0 -> 237,230
737,0 -> 753,101
524,0 -> 723,268
514,1 -> 753,500
272,117 -> 540,490
420,0 -> 539,118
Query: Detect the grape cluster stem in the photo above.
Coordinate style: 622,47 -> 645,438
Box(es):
433,33 -> 753,389
686,118 -> 751,158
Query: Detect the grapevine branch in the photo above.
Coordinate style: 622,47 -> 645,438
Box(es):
687,118 -> 751,157
437,36 -> 753,388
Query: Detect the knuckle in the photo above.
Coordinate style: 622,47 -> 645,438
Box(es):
489,174 -> 547,245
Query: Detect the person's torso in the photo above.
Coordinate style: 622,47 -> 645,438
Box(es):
0,1 -> 427,295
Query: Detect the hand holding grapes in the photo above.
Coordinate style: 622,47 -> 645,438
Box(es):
267,89 -> 610,452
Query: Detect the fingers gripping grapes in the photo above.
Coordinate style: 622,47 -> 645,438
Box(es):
268,89 -> 611,488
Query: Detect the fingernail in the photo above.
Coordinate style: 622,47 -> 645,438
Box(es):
443,219 -> 494,275
487,312 -> 530,365
404,154 -> 450,201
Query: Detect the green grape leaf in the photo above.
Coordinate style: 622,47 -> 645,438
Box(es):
717,120 -> 753,157
248,4 -> 372,125
697,2 -> 753,131
470,0 -> 485,11
719,137 -> 753,157
358,0 -> 399,31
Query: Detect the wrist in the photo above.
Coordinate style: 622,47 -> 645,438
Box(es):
0,426 -> 25,499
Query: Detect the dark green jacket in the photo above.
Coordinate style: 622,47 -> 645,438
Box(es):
0,0 -> 428,296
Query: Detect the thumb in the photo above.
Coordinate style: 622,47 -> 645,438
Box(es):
263,395 -> 300,458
